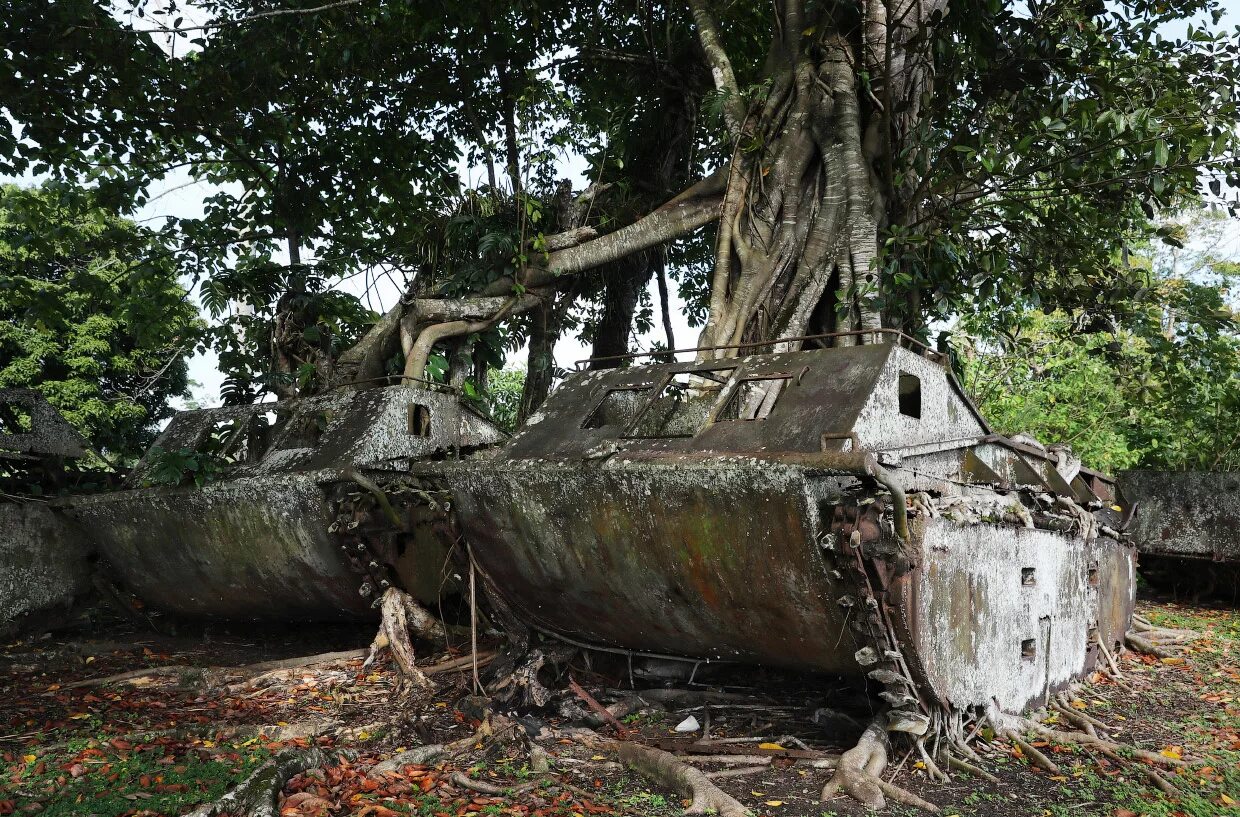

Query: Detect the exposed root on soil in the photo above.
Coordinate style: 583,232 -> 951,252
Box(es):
365,587 -> 447,691
987,698 -> 1194,797
945,754 -> 999,784
616,741 -> 753,817
188,747 -> 341,817
820,718 -> 940,813
450,770 -> 538,796
1127,613 -> 1200,658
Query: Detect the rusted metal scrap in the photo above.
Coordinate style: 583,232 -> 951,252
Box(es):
1120,470 -> 1240,597
443,340 -> 1134,736
69,386 -> 506,620
0,389 -> 93,637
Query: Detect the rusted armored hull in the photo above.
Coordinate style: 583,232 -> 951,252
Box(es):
0,502 -> 93,637
450,459 -> 1133,714
0,389 -> 94,636
70,386 -> 503,621
1120,470 -> 1240,597
448,340 -> 1135,728
69,472 -> 379,619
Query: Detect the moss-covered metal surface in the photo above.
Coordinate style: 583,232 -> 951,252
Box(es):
0,502 -> 92,637
447,342 -> 1135,728
71,386 -> 502,621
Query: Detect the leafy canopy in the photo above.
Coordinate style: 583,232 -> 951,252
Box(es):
961,210 -> 1240,471
0,183 -> 201,459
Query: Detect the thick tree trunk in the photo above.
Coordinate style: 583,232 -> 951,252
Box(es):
517,300 -> 558,424
589,255 -> 653,369
697,36 -> 884,357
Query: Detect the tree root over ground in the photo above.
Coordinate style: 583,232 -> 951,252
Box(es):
615,742 -> 752,817
188,747 -> 340,817
365,587 -> 449,691
1126,613 -> 1200,659
820,718 -> 940,813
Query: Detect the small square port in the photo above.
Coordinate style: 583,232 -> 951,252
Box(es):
1087,565 -> 1099,586
1021,567 -> 1036,586
1021,638 -> 1036,660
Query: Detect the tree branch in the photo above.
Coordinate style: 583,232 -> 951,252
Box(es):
135,0 -> 364,34
480,192 -> 723,296
687,0 -> 746,135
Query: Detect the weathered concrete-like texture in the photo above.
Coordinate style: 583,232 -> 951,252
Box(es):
0,388 -> 88,458
910,520 -> 1133,713
0,502 -> 92,637
449,341 -> 1135,725
76,386 -> 503,621
1120,470 -> 1240,562
68,474 -> 364,619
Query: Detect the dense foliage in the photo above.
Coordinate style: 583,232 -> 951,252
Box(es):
0,183 -> 200,459
2,0 -> 1238,416
961,212 -> 1240,472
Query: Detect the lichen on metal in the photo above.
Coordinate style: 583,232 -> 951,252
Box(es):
0,390 -> 93,636
0,388 -> 88,460
1119,470 -> 1240,594
444,341 -> 1134,732
71,386 -> 506,620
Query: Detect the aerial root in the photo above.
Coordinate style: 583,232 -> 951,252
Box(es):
821,718 -> 940,813
365,587 -> 446,691
916,737 -> 950,783
616,742 -> 753,817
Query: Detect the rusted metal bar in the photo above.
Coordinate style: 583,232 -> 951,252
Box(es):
573,329 -> 946,369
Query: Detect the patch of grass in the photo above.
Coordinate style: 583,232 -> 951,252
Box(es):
8,742 -> 271,817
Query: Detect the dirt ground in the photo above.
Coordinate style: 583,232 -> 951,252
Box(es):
4,590 -> 1240,817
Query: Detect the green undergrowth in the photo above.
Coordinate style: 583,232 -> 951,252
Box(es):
6,738 -> 272,817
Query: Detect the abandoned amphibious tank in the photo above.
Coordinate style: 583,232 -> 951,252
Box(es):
0,389 -> 94,637
69,386 -> 505,620
444,334 -> 1134,735
1120,470 -> 1240,598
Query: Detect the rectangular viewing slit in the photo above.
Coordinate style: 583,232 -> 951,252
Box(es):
1021,567 -> 1036,586
898,372 -> 922,418
409,403 -> 432,437
1021,638 -> 1036,660
1087,565 -> 1099,586
582,387 -> 652,430
628,371 -> 734,438
715,375 -> 790,422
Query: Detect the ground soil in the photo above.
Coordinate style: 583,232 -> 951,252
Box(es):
4,589 -> 1240,817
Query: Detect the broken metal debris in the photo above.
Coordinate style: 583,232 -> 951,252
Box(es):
68,386 -> 506,620
443,340 -> 1134,739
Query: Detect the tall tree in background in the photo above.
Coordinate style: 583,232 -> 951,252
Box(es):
3,0 -> 1239,409
962,209 -> 1240,472
0,183 -> 200,459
